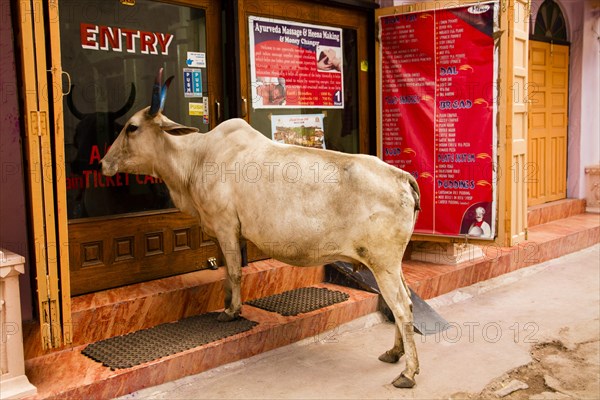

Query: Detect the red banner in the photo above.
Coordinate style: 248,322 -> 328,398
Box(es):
380,3 -> 496,238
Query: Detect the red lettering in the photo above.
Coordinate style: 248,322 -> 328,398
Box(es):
83,170 -> 93,188
80,23 -> 98,50
156,33 -> 173,55
139,31 -> 157,54
89,145 -> 102,164
72,176 -> 84,189
95,170 -> 105,188
79,23 -> 173,56
136,175 -> 145,185
105,175 -> 116,187
121,29 -> 139,53
144,175 -> 156,184
99,26 -> 122,51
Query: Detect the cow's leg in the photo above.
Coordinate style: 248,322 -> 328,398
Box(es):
378,325 -> 404,363
217,236 -> 243,322
379,269 -> 412,363
372,266 -> 419,388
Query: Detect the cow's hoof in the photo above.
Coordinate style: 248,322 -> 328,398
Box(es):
378,350 -> 402,364
217,310 -> 240,322
392,373 -> 416,389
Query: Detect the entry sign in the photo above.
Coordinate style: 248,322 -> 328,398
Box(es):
379,3 -> 497,238
183,68 -> 202,98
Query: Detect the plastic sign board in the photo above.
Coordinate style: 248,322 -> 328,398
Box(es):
378,2 -> 497,239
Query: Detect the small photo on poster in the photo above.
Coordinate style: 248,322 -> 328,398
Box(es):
255,77 -> 287,106
271,114 -> 326,149
460,202 -> 493,239
317,46 -> 342,73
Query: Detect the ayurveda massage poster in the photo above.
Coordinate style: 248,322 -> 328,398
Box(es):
249,16 -> 344,109
379,2 -> 497,238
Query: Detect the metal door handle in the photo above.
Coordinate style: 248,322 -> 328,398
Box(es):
215,100 -> 221,122
241,97 -> 248,118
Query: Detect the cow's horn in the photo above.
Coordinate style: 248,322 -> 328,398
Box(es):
149,68 -> 164,116
66,85 -> 85,120
112,83 -> 136,118
159,76 -> 174,113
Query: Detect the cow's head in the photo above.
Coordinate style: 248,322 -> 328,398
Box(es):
101,68 -> 198,177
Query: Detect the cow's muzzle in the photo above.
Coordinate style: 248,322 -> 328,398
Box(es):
101,159 -> 118,177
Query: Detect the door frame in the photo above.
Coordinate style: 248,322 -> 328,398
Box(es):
17,0 -> 225,348
57,0 -> 226,296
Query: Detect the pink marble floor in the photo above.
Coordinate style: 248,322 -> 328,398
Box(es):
527,198 -> 586,227
22,211 -> 599,399
404,213 -> 599,299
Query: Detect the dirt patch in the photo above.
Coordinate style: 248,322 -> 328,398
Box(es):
450,338 -> 600,399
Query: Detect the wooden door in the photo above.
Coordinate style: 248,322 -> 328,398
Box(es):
49,0 -> 224,295
527,41 -> 569,206
236,0 -> 372,155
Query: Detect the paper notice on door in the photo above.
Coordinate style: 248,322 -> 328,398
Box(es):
189,102 -> 204,116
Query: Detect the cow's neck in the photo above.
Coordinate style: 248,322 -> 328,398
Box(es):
151,133 -> 207,218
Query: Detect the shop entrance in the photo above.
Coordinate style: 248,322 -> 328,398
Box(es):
29,0 -> 373,297
527,40 -> 569,206
55,0 -> 225,295
527,0 -> 570,206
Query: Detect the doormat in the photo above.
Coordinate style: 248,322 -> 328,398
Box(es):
82,312 -> 257,370
246,287 -> 349,316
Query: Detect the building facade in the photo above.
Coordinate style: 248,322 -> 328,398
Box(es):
0,0 -> 598,385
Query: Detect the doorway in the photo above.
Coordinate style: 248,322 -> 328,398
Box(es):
527,41 -> 569,205
527,0 -> 570,206
53,0 -> 224,295
32,0 -> 373,296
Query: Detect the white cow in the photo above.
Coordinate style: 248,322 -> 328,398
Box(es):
101,70 -> 422,388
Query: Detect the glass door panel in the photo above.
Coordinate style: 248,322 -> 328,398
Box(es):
56,0 -> 224,295
238,0 -> 370,155
60,0 -> 210,219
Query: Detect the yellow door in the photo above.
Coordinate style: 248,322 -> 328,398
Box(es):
527,40 -> 569,206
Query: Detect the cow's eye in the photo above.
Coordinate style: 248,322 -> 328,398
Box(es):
126,124 -> 138,134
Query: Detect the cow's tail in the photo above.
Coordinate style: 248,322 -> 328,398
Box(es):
408,174 -> 421,230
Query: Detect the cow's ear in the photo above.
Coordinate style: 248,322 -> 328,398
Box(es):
162,120 -> 199,136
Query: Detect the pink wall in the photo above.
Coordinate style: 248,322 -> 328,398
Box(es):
1,3 -> 34,321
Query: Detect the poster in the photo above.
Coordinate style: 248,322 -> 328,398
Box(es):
379,2 -> 497,238
271,114 -> 326,149
249,16 -> 343,109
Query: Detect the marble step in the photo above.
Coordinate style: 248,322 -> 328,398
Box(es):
24,283 -> 379,399
24,260 -> 325,360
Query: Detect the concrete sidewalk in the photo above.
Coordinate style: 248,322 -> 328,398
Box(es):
120,244 -> 600,399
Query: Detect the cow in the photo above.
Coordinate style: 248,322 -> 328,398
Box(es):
101,69 -> 422,388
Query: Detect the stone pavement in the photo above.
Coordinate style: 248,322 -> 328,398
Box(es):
120,244 -> 599,399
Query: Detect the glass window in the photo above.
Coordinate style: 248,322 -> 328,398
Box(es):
60,0 -> 208,219
247,18 -> 359,154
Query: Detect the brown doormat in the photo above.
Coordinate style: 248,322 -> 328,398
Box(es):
82,312 -> 257,370
246,286 -> 349,316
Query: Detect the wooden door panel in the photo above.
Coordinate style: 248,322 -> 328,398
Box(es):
69,212 -> 217,295
527,41 -> 568,206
